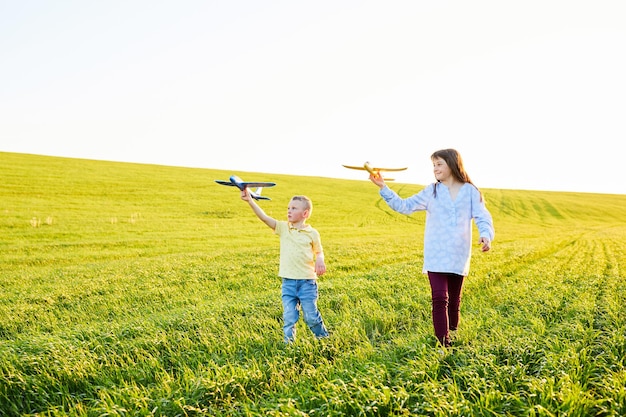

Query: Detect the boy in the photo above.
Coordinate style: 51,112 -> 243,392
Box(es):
241,188 -> 329,343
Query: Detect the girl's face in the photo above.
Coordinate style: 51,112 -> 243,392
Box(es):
287,199 -> 308,223
432,157 -> 452,182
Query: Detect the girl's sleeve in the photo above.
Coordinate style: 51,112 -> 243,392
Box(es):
379,184 -> 430,214
471,189 -> 495,241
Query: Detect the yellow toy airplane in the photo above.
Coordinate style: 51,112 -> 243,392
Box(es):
342,161 -> 407,181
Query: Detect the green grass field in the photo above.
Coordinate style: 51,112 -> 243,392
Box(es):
1,151 -> 625,416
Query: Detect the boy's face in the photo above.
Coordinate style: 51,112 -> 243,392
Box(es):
287,198 -> 309,223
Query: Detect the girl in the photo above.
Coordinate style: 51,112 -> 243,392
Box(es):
369,149 -> 495,347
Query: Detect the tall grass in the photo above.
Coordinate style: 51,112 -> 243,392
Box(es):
1,151 -> 625,416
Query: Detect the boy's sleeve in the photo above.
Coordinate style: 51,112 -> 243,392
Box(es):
274,220 -> 286,236
312,229 -> 323,254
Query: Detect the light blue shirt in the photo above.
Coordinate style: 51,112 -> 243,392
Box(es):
380,182 -> 495,276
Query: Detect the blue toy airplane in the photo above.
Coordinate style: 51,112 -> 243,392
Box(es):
342,161 -> 407,181
215,175 -> 276,201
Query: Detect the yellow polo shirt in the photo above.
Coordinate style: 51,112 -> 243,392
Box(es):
274,220 -> 323,279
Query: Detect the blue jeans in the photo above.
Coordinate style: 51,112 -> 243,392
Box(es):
281,278 -> 329,343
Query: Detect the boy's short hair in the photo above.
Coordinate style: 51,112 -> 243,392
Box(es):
291,195 -> 312,212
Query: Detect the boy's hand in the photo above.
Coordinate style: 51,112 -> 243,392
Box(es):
315,258 -> 326,276
241,188 -> 251,201
479,237 -> 491,252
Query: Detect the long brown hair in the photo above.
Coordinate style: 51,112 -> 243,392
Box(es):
431,148 -> 483,201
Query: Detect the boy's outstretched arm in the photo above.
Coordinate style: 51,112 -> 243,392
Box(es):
241,188 -> 277,230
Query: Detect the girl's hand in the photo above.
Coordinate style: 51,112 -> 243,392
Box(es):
479,237 -> 491,252
369,173 -> 386,189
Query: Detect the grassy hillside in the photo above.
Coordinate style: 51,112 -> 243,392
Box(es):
1,151 -> 625,416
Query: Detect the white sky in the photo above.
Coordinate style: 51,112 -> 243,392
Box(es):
1,1 -> 625,194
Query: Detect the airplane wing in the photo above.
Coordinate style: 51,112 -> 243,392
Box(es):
342,164 -> 407,172
215,180 -> 239,186
342,164 -> 369,171
343,162 -> 407,181
369,166 -> 408,172
239,181 -> 276,188
214,179 -> 276,188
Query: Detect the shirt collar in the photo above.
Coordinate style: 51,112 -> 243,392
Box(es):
289,223 -> 311,232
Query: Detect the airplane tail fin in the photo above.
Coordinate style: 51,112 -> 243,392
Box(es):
251,187 -> 271,200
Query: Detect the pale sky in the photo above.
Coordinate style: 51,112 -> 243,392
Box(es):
2,1 -> 625,194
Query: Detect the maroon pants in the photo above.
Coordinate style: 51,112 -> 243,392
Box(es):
428,271 -> 465,346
